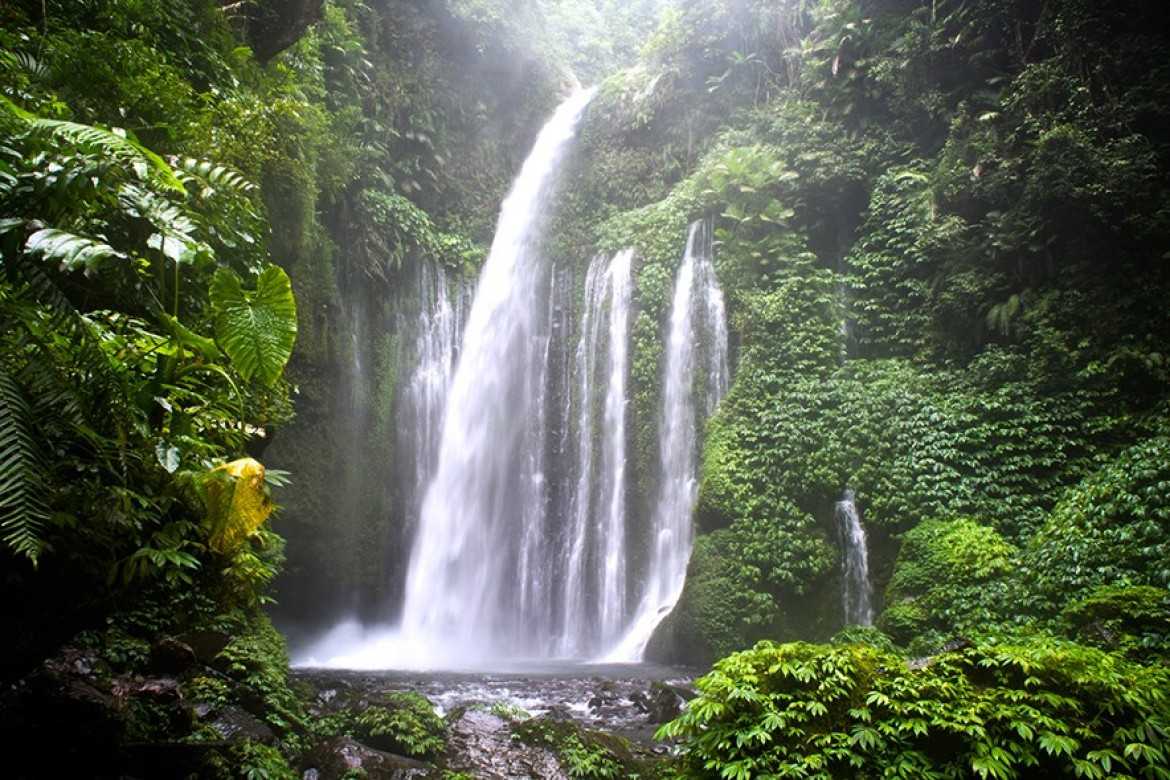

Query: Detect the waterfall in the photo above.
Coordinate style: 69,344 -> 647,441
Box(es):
398,262 -> 467,536
558,250 -> 635,655
835,489 -> 873,627
606,220 -> 729,661
397,89 -> 596,663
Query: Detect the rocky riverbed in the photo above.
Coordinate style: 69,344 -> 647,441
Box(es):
295,663 -> 696,779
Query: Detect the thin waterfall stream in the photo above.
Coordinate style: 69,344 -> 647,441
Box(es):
835,489 -> 874,627
607,220 -> 729,661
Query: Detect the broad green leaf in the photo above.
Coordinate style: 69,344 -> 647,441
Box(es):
210,265 -> 297,386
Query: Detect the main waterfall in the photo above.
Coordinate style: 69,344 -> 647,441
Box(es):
835,490 -> 874,626
399,89 -> 596,663
294,100 -> 733,670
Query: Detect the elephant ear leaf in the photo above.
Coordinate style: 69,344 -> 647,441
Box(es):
210,265 -> 297,386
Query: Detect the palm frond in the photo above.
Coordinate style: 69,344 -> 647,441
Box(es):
0,96 -> 185,194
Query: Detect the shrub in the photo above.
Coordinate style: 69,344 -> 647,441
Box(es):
880,518 -> 1016,652
660,639 -> 1170,779
352,692 -> 446,760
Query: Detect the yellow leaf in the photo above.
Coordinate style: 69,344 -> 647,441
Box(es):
203,458 -> 273,554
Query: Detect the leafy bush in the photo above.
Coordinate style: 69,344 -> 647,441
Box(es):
1024,434 -> 1170,614
660,639 -> 1170,779
1061,585 -> 1170,663
352,692 -> 446,760
880,518 -> 1017,653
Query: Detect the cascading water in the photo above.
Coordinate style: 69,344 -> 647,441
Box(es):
607,221 -> 729,661
835,489 -> 873,627
294,104 -> 733,669
397,262 -> 468,536
559,249 -> 635,655
397,89 -> 597,664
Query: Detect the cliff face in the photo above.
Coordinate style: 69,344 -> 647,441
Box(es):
226,0 -> 325,61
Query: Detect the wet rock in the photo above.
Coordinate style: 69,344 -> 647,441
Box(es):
209,705 -> 275,744
150,637 -> 197,674
113,675 -> 182,706
445,707 -> 564,779
0,646 -> 125,775
646,681 -> 684,724
305,736 -> 433,780
177,629 -> 232,663
122,740 -> 230,778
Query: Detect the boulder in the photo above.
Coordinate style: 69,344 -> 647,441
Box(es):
446,708 -> 564,779
305,736 -> 433,780
177,629 -> 232,663
645,682 -> 684,724
0,646 -> 125,775
149,637 -> 197,674
208,705 -> 276,744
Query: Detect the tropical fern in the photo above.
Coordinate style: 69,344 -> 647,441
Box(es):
2,260 -> 129,420
174,157 -> 255,197
210,266 -> 298,386
0,96 -> 185,194
0,367 -> 49,564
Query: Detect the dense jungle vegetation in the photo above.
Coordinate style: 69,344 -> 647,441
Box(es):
2,0 -> 1169,777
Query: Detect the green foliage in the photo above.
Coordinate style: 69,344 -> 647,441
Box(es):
1062,585 -> 1170,663
0,98 -> 295,586
660,639 -> 1170,780
354,188 -> 482,280
215,614 -> 308,740
210,266 -> 298,386
880,518 -> 1017,653
512,717 -> 646,780
352,692 -> 446,760
562,734 -> 621,780
1024,434 -> 1170,615
0,366 -> 49,562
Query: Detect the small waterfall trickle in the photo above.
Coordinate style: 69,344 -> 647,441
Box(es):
607,221 -> 729,661
835,489 -> 873,627
558,249 -> 635,655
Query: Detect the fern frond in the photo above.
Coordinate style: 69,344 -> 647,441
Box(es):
174,157 -> 256,197
25,227 -> 125,274
118,184 -> 197,235
2,260 -> 130,420
29,118 -> 186,194
0,368 -> 49,564
0,97 -> 184,195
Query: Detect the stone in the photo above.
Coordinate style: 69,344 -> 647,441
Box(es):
150,637 -> 197,674
445,708 -> 565,779
645,681 -> 684,724
305,736 -> 433,780
177,629 -> 232,663
209,705 -> 276,744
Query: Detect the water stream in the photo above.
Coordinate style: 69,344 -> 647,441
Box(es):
607,221 -> 729,661
835,489 -> 873,627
